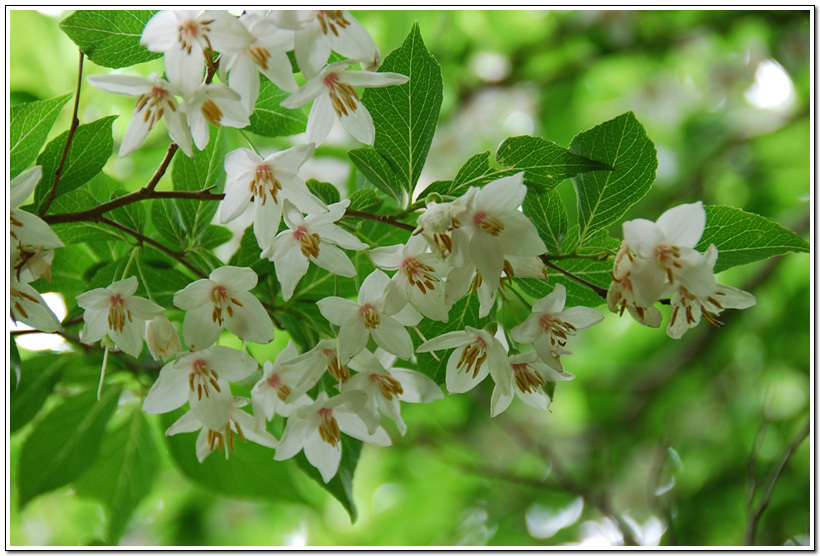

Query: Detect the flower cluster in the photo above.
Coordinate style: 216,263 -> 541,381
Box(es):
608,202 -> 756,338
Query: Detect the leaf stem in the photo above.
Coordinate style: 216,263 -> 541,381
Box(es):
344,209 -> 416,232
39,49 -> 84,217
539,255 -> 608,299
121,246 -> 140,280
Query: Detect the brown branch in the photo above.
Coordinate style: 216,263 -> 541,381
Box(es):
40,49 -> 84,217
540,255 -> 609,299
344,209 -> 417,232
144,143 -> 178,192
96,216 -> 207,279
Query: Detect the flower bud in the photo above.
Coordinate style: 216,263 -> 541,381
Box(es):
145,315 -> 182,362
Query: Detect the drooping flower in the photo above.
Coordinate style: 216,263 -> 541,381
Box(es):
76,276 -> 164,357
417,326 -> 512,396
283,338 -> 353,400
173,266 -> 274,351
220,11 -> 298,114
86,72 -> 194,157
166,384 -> 277,462
9,245 -> 61,333
451,173 -> 547,293
414,197 -> 469,259
368,234 -> 451,322
263,200 -> 367,300
665,246 -> 757,339
317,269 -> 418,362
622,202 -> 716,307
606,241 -> 663,328
509,284 -> 603,372
343,349 -> 444,435
270,10 -> 379,78
219,143 -> 325,251
145,315 -> 183,362
274,390 -> 391,483
10,166 -> 64,250
250,341 -> 320,428
280,59 -> 409,145
143,345 -> 258,415
180,83 -> 250,151
490,351 -> 575,417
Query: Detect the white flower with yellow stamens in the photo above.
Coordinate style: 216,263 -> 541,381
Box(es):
606,240 -> 663,328
250,341 -> 319,429
280,59 -> 409,145
180,83 -> 250,152
491,351 -> 575,417
173,266 -> 273,351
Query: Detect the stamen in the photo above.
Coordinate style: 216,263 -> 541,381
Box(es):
370,374 -> 403,400
473,212 -> 504,236
360,304 -> 381,329
318,408 -> 341,447
512,363 -> 546,394
201,99 -> 223,126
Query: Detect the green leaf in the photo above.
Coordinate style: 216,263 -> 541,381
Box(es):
34,115 -> 118,212
133,253 -> 192,309
245,76 -> 307,137
74,408 -> 160,544
109,188 -> 146,234
522,190 -> 568,255
570,112 -> 658,245
349,147 -> 404,205
10,94 -> 72,178
362,22 -> 443,198
11,353 -> 68,434
150,199 -> 187,249
306,179 -> 341,206
198,225 -> 234,250
171,127 -> 227,246
228,227 -> 276,277
414,294 -> 493,385
497,136 -> 615,193
47,174 -> 128,243
17,387 -> 120,509
347,189 -> 383,213
295,435 -> 362,523
696,205 -> 810,273
10,337 -> 22,390
59,10 -> 161,69
161,409 -> 305,504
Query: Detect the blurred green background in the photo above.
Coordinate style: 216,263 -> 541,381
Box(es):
9,9 -> 811,546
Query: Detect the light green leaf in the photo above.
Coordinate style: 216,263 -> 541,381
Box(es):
17,387 -> 120,509
10,338 -> 22,390
199,225 -> 234,250
570,112 -> 658,245
10,94 -> 72,178
49,174 -> 138,243
133,253 -> 192,308
362,22 -> 443,198
245,76 -> 307,137
306,179 -> 341,206
696,205 -> 810,273
110,187 -> 145,234
59,10 -> 161,69
228,227 -> 276,277
74,408 -> 160,544
347,189 -> 384,213
150,199 -> 187,249
522,189 -> 569,255
11,353 -> 69,434
295,435 -> 362,523
33,115 -> 117,213
349,147 -> 404,205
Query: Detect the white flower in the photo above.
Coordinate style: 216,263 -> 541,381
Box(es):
622,202 -> 716,307
181,83 -> 250,151
606,241 -> 663,328
173,266 -> 274,351
141,10 -> 252,94
263,200 -> 367,301
414,198 -> 468,258
9,245 -> 61,333
143,345 -> 257,414
220,11 -> 298,114
318,270 -> 418,362
76,276 -> 164,357
166,385 -> 277,462
284,338 -> 353,399
144,315 -> 182,362
417,326 -> 512,396
270,10 -> 379,78
10,166 -> 64,250
250,341 -> 318,428
343,349 -> 443,435
452,173 -> 547,293
491,352 -> 575,417
666,246 -> 757,339
510,284 -> 603,372
274,390 -> 391,483
219,144 -> 325,251
86,72 -> 194,157
368,234 -> 451,322
281,59 -> 409,145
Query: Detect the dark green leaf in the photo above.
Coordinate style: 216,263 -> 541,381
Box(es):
34,115 -> 118,212
150,199 -> 187,249
245,76 -> 307,137
522,189 -> 568,255
198,225 -> 234,250
570,112 -> 658,245
11,353 -> 68,434
306,179 -> 341,206
295,435 -> 362,523
49,175 -> 136,243
60,10 -> 161,68
10,338 -> 22,390
133,253 -> 192,308
362,23 -> 443,198
74,408 -> 160,543
697,205 -> 810,273
109,188 -> 146,234
10,94 -> 72,178
349,147 -> 404,205
228,227 -> 276,277
347,189 -> 383,213
18,387 -> 120,508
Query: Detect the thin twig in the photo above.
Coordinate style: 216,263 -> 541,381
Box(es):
344,209 -> 417,232
540,255 -> 609,299
40,49 -> 84,216
144,143 -> 178,192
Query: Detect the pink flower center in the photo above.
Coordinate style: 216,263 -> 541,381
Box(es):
654,244 -> 682,283
538,313 -> 576,347
107,294 -> 132,334
511,363 -> 546,394
249,164 -> 281,206
266,373 -> 292,401
457,336 -> 488,378
359,303 -> 381,329
210,285 -> 243,326
318,407 -> 341,447
402,257 -> 439,294
369,373 -> 404,400
190,359 -> 221,400
135,87 -> 176,132
323,72 -> 360,117
323,348 -> 350,381
473,211 -> 504,236
294,226 -> 321,258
